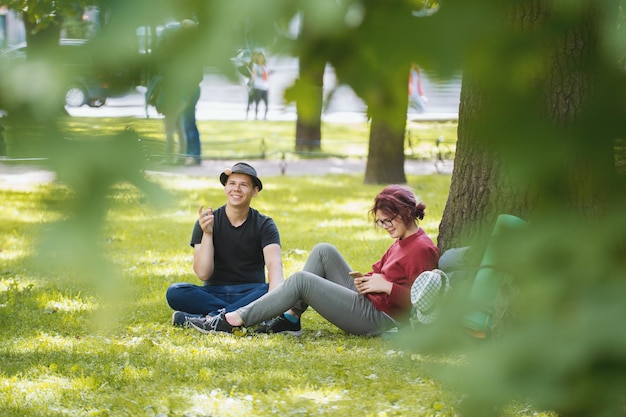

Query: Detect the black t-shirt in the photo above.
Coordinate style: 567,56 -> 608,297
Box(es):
190,205 -> 280,286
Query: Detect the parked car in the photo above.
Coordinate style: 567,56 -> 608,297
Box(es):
0,38 -> 138,108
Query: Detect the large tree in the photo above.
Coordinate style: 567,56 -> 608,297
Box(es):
438,0 -> 625,251
418,0 -> 626,416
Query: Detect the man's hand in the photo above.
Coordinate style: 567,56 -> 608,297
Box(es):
198,205 -> 214,235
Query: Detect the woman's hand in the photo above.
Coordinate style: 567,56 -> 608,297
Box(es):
198,205 -> 214,235
355,273 -> 393,295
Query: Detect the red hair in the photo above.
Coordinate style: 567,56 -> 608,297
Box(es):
369,185 -> 426,228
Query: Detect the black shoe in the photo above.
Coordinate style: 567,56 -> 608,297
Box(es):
188,312 -> 236,334
255,314 -> 302,336
171,311 -> 204,327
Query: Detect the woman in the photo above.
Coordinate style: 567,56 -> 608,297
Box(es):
408,63 -> 427,114
188,185 -> 439,336
247,51 -> 270,120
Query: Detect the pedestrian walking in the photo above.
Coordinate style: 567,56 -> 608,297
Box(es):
408,63 -> 428,114
247,50 -> 270,120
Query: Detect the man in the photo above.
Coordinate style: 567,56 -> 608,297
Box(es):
151,19 -> 203,166
167,162 -> 284,325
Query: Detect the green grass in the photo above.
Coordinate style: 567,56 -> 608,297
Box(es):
4,117 -> 458,161
0,170 -> 555,416
0,172 -> 462,417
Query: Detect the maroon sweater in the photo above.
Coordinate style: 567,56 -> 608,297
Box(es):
365,228 -> 439,320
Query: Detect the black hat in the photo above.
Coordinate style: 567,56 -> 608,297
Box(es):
219,162 -> 263,190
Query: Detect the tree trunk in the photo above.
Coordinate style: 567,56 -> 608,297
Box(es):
294,56 -> 325,152
364,117 -> 407,184
364,67 -> 410,185
23,14 -> 61,56
292,11 -> 326,153
437,0 -> 620,252
435,2 -> 626,415
437,76 -> 513,251
14,13 -> 66,119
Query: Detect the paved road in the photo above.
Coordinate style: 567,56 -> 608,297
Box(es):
66,58 -> 460,122
151,157 -> 453,178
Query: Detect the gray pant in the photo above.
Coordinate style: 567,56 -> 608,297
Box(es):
236,243 -> 396,335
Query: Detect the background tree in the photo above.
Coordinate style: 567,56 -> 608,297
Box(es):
3,0 -> 443,184
286,11 -> 326,153
2,0 -> 73,117
356,4 -> 414,184
286,0 -> 447,183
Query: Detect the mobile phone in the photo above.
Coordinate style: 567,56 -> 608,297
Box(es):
349,271 -> 364,278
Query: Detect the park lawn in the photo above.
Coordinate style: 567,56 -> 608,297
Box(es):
5,117 -> 458,162
0,171 -> 459,417
0,170 -> 547,416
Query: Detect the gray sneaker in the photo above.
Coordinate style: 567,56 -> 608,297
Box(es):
188,312 -> 237,334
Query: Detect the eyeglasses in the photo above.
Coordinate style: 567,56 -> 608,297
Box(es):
375,214 -> 398,228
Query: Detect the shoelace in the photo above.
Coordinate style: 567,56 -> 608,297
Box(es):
264,316 -> 286,330
269,316 -> 284,326
200,315 -> 220,331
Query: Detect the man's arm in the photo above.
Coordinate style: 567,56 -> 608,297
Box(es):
263,243 -> 284,290
193,206 -> 215,281
193,234 -> 214,281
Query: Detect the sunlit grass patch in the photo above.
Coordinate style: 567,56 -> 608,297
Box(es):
42,293 -> 97,314
0,189 -> 63,262
0,170 -> 470,416
0,277 -> 36,298
40,118 -> 457,162
0,235 -> 29,262
0,374 -> 96,413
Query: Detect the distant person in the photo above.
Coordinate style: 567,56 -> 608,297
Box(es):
187,185 -> 440,336
0,124 -> 6,156
153,19 -> 203,166
408,63 -> 428,114
247,50 -> 270,120
233,49 -> 255,119
167,162 -> 285,325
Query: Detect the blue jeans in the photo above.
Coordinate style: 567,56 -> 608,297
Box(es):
181,86 -> 201,162
166,282 -> 269,317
